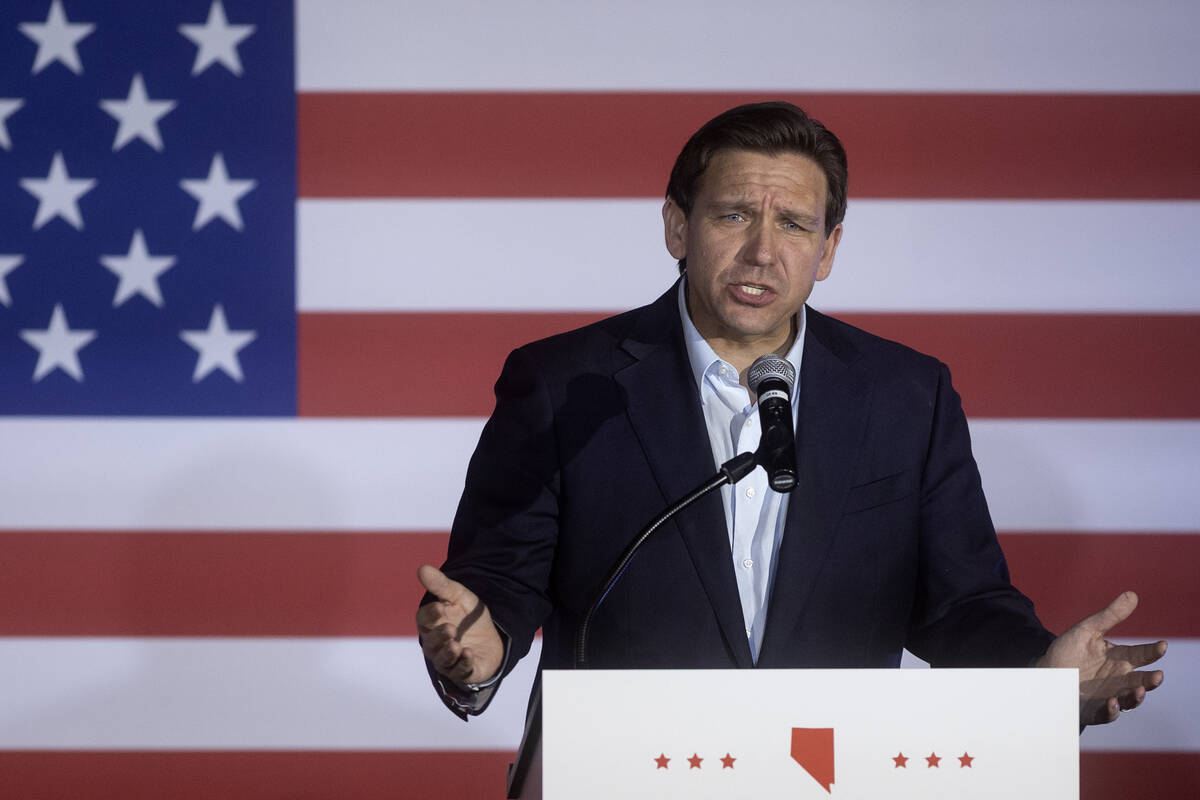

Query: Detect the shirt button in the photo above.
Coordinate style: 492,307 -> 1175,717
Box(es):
719,366 -> 727,376
744,418 -> 751,427
742,558 -> 754,568
745,487 -> 756,499
745,629 -> 752,638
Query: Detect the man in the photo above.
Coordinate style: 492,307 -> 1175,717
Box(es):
416,102 -> 1165,727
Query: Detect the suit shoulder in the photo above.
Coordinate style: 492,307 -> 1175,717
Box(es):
507,296 -> 666,377
807,307 -> 945,378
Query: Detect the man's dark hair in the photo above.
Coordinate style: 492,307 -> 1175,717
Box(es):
665,101 -> 848,273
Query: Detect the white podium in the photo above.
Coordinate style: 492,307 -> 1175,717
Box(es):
510,668 -> 1078,799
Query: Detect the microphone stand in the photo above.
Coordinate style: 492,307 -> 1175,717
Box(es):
507,448 -> 769,798
573,450 -> 758,668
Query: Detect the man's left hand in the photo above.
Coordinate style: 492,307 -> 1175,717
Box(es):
1035,590 -> 1167,726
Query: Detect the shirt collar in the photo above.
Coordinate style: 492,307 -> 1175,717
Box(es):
677,279 -> 806,400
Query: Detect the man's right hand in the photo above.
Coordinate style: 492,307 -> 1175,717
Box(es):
416,565 -> 504,688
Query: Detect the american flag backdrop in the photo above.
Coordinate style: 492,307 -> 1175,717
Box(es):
0,0 -> 1197,797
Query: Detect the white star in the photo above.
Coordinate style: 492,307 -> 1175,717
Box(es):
20,303 -> 97,382
180,304 -> 257,382
19,151 -> 97,230
19,0 -> 95,75
100,230 -> 176,307
99,73 -> 176,152
180,152 -> 256,231
0,255 -> 24,306
179,1 -> 256,77
0,98 -> 23,150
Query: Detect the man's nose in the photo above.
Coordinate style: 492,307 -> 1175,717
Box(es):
741,221 -> 778,265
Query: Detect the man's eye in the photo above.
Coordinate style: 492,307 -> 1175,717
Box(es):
723,213 -> 745,222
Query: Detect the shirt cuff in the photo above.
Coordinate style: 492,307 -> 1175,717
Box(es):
435,622 -> 512,716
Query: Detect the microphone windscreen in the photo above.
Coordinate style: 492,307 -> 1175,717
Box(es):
748,354 -> 795,394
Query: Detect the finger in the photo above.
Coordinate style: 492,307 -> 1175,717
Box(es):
1078,591 -> 1139,636
1095,697 -> 1120,725
427,638 -> 465,674
1111,640 -> 1168,669
419,621 -> 454,649
440,646 -> 479,684
417,564 -> 469,603
1117,685 -> 1147,711
418,624 -> 454,659
415,598 -> 468,635
415,601 -> 450,633
457,647 -> 496,685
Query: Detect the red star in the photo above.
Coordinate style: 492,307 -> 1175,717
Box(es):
688,753 -> 703,769
893,752 -> 908,768
959,752 -> 974,768
720,753 -> 736,769
654,753 -> 670,769
926,752 -> 941,768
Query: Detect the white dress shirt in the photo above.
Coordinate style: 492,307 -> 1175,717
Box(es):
677,281 -> 805,662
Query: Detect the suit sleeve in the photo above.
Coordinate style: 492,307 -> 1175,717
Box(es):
421,346 -> 561,715
905,363 -> 1056,667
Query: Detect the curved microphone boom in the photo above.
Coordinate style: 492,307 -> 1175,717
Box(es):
748,353 -> 798,492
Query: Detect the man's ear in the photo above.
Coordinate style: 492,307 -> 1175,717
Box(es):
816,222 -> 843,282
662,199 -> 688,260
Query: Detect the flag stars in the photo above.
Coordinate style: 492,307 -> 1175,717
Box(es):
180,153 -> 256,231
959,752 -> 974,768
20,151 -> 97,230
893,752 -> 909,768
180,304 -> 257,382
720,752 -> 736,769
0,98 -> 23,150
926,752 -> 941,768
654,753 -> 669,770
100,73 -> 176,152
179,0 -> 256,76
100,230 -> 176,307
0,255 -> 24,307
20,303 -> 97,382
19,0 -> 95,75
687,753 -> 703,769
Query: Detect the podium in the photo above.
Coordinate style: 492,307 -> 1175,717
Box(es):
509,668 -> 1078,799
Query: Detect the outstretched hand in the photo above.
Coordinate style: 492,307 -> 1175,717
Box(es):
1035,591 -> 1166,726
416,565 -> 504,688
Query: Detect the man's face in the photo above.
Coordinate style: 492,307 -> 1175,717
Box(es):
664,149 -> 842,354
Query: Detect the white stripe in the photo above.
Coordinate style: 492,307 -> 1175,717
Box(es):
904,640 -> 1187,753
296,0 -> 1200,92
1,419 -> 1196,531
970,420 -> 1200,532
0,636 -> 538,750
0,418 -> 479,531
298,199 -> 1200,313
0,636 -> 1188,751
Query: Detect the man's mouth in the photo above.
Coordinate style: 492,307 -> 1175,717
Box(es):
739,284 -> 766,296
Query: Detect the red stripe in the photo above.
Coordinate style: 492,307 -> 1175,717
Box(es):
297,92 -> 1200,199
0,531 -> 446,636
0,751 -> 515,800
297,311 -> 605,417
998,533 -> 1195,637
0,751 -> 1193,799
1,531 -> 1194,637
298,311 -> 1200,418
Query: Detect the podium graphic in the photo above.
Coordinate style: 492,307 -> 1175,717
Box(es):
510,668 -> 1078,799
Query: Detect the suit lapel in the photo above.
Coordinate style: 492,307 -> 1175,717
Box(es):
616,284 -> 754,667
759,308 -> 874,665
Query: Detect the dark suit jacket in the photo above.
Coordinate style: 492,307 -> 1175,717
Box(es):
438,281 -> 1053,706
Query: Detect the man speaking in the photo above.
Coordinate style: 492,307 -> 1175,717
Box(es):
415,102 -> 1165,727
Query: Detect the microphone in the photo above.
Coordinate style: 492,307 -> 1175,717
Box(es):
748,353 -> 797,492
